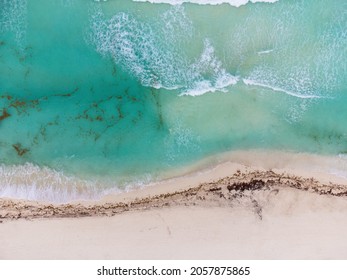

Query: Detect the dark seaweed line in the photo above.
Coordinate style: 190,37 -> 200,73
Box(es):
0,170 -> 346,222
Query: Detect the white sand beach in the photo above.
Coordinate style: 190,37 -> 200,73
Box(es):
1,150 -> 347,259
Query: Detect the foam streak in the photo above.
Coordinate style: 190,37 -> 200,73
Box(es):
242,79 -> 323,99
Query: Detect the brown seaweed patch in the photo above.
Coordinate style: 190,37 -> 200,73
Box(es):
227,179 -> 265,192
11,100 -> 26,108
117,105 -> 124,119
0,94 -> 12,101
1,170 -> 347,222
53,87 -> 79,98
32,118 -> 60,145
0,108 -> 11,122
3,88 -> 78,117
150,89 -> 164,129
12,143 -> 29,156
73,96 -> 122,141
9,98 -> 39,114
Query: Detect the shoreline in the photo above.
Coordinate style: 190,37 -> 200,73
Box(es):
1,149 -> 347,205
1,149 -> 347,220
1,168 -> 347,222
1,150 -> 347,259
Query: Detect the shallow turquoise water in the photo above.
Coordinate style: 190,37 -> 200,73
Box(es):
0,0 -> 346,201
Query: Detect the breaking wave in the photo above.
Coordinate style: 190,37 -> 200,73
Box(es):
87,5 -> 238,95
242,79 -> 323,99
0,163 -> 116,203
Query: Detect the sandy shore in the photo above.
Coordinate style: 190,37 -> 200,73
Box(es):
1,150 -> 347,259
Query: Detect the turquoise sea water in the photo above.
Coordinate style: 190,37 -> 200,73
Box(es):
0,0 -> 346,202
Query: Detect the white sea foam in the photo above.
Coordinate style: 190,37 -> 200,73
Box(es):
243,63 -> 330,101
133,0 -> 279,7
0,0 -> 27,49
88,7 -> 238,96
180,74 -> 238,96
165,119 -> 201,161
243,79 -> 322,99
0,163 -> 117,203
180,39 -> 239,96
87,6 -> 191,89
257,49 -> 274,55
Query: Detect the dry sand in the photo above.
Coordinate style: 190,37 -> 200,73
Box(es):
1,150 -> 347,259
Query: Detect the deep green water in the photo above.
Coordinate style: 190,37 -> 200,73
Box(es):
0,0 -> 346,201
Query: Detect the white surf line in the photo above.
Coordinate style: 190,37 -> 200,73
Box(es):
242,79 -> 323,99
132,0 -> 279,7
257,49 -> 274,55
179,75 -> 239,96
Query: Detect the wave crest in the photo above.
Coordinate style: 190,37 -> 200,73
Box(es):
87,6 -> 238,95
